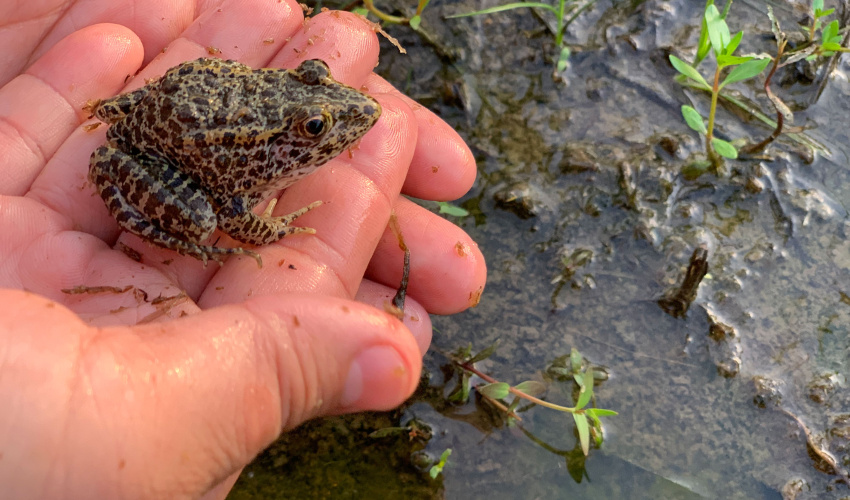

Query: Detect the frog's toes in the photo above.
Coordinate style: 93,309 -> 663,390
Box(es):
196,246 -> 263,268
261,198 -> 322,220
261,198 -> 322,236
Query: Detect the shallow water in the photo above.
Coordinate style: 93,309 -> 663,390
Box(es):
232,1 -> 850,498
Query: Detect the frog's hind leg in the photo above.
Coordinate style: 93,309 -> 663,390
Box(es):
99,183 -> 261,266
216,194 -> 323,246
89,146 -> 262,266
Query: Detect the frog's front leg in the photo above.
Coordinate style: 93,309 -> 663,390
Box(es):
89,145 -> 262,266
217,194 -> 322,246
89,86 -> 152,124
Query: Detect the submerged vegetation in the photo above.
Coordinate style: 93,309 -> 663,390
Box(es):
447,343 -> 616,457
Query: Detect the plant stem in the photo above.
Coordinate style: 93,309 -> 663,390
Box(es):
361,0 -> 408,24
555,0 -> 565,46
477,392 -> 523,421
459,361 -> 581,414
706,65 -> 722,169
741,41 -> 784,155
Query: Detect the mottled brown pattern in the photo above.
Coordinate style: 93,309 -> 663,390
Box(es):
89,58 -> 381,266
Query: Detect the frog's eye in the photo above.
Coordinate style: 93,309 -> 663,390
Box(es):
301,113 -> 332,138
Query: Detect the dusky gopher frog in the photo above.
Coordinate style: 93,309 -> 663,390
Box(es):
89,58 -> 381,267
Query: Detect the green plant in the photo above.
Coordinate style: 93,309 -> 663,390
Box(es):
805,0 -> 850,60
672,1 -> 849,171
436,201 -> 470,217
670,1 -> 770,171
448,342 -> 617,456
446,0 -> 596,72
355,0 -> 432,28
809,0 -> 836,44
429,448 -> 452,479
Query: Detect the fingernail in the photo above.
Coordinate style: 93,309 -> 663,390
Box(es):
340,345 -> 409,408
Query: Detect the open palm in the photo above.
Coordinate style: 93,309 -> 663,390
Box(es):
0,1 -> 485,498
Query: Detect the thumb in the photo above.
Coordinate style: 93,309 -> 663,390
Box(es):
0,290 -> 421,498
131,294 -> 423,489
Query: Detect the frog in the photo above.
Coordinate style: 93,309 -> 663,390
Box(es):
88,57 -> 382,267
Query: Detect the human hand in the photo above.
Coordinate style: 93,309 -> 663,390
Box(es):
0,2 -> 485,499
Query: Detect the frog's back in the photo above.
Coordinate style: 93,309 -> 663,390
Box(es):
103,57 -> 381,198
109,60 -> 271,153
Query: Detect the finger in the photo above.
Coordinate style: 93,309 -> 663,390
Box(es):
268,10 -> 379,82
0,1 -> 199,87
366,196 -> 487,315
199,91 -> 417,306
364,74 -> 478,201
27,0 -> 307,245
355,279 -> 433,355
0,3 -> 58,86
0,24 -> 143,196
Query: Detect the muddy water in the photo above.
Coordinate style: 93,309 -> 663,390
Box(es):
231,1 -> 850,498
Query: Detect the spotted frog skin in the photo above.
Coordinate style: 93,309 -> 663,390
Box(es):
89,58 -> 381,266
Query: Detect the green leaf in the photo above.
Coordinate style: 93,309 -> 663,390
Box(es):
720,57 -> 770,88
548,366 -> 571,377
570,347 -> 583,373
593,427 -> 604,446
724,30 -> 743,56
682,160 -> 712,180
711,138 -> 738,159
696,15 -> 712,65
514,380 -> 547,397
575,370 -> 595,408
507,396 -> 521,412
409,14 -> 422,30
817,8 -> 835,18
681,105 -> 707,134
573,413 -> 590,456
437,201 -> 469,217
445,2 -> 556,18
429,448 -> 451,479
823,20 -> 840,43
448,372 -> 472,402
556,46 -> 570,73
716,54 -> 752,66
705,4 -> 730,55
352,6 -> 370,17
813,0 -> 824,14
822,42 -> 843,52
592,367 -> 609,381
468,339 -> 500,363
719,0 -> 732,19
669,55 -> 710,88
479,382 -> 510,399
586,408 -> 619,417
